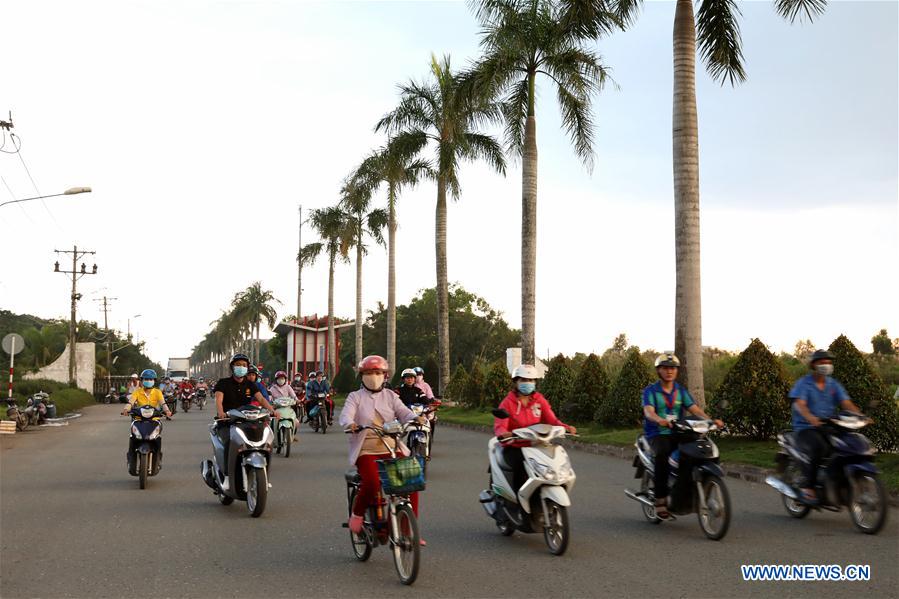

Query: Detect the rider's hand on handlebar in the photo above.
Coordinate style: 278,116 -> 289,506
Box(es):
658,418 -> 672,428
347,423 -> 359,433
499,432 -> 514,440
217,411 -> 227,420
566,425 -> 578,435
713,419 -> 724,429
809,416 -> 823,428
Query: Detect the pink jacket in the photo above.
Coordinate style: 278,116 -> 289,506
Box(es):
414,378 -> 435,399
339,386 -> 416,464
268,383 -> 297,401
493,391 -> 566,446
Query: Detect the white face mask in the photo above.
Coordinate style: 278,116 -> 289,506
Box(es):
276,378 -> 286,386
815,364 -> 834,376
362,373 -> 385,391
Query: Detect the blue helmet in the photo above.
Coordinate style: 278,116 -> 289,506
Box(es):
140,368 -> 157,379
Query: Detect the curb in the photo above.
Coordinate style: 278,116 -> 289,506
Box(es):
439,420 -> 899,507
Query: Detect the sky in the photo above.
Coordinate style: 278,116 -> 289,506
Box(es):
1,0 -> 897,367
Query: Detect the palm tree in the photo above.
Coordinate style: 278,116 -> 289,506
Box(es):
301,205 -> 352,379
232,282 -> 280,365
351,133 -> 431,372
377,53 -> 507,394
339,180 -> 389,370
468,0 -> 613,367
614,0 -> 827,406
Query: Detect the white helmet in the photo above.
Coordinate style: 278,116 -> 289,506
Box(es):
401,368 -> 417,378
512,364 -> 539,380
130,373 -> 138,378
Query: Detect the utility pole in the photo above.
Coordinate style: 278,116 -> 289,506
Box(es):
94,296 -> 117,392
54,246 -> 97,385
297,203 -> 303,322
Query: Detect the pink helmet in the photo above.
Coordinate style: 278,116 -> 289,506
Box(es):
275,370 -> 287,379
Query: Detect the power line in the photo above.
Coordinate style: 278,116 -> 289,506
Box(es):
0,174 -> 36,224
12,135 -> 63,231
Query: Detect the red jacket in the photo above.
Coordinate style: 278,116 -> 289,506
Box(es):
493,391 -> 566,446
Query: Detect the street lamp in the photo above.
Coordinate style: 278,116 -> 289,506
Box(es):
0,186 -> 92,209
127,314 -> 142,340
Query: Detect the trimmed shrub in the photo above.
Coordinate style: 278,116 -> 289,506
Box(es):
462,362 -> 485,409
445,363 -> 469,404
563,354 -> 608,423
598,348 -> 653,427
53,388 -> 95,415
483,360 -> 510,408
829,335 -> 899,451
710,339 -> 790,439
540,354 -> 575,414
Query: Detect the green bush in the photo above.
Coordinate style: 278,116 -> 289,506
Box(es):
540,354 -> 575,414
563,354 -> 608,423
482,360 -> 510,407
424,355 -> 439,392
53,388 -> 95,415
445,363 -> 469,404
598,348 -> 653,427
829,335 -> 899,451
463,361 -> 485,409
710,339 -> 790,439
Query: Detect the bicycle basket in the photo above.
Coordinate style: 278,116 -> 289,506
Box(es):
376,455 -> 426,495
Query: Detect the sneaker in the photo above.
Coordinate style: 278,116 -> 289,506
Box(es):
349,514 -> 364,534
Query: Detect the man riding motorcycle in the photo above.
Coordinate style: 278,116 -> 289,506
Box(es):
212,354 -> 274,487
642,353 -> 723,519
789,349 -> 864,504
398,368 -> 432,408
306,370 -> 334,425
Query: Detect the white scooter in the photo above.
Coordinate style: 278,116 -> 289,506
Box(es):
478,408 -> 575,555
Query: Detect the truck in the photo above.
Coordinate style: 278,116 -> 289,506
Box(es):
166,358 -> 191,382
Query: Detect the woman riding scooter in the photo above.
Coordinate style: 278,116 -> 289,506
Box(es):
494,365 -> 577,496
269,370 -> 300,442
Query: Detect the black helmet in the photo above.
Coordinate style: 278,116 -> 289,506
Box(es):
229,353 -> 250,366
809,349 -> 833,365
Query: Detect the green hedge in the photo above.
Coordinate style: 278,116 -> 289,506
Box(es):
598,348 -> 653,427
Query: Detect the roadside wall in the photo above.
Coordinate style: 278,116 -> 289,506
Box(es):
24,342 -> 95,393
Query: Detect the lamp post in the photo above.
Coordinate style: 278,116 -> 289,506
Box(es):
0,186 -> 91,209
127,314 -> 142,341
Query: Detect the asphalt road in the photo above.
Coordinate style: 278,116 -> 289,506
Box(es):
2,403 -> 897,598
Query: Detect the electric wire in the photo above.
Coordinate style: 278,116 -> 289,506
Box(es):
1,174 -> 37,224
10,133 -> 64,232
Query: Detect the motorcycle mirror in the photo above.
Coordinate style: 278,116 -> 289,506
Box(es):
491,408 -> 510,419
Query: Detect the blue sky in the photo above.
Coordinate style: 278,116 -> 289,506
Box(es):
0,0 -> 896,364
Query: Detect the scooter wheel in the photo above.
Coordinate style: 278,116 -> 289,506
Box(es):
497,520 -> 515,536
850,473 -> 887,534
219,492 -> 234,506
782,494 -> 811,519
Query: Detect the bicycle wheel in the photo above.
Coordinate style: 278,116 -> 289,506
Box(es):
348,488 -> 372,561
392,503 -> 420,585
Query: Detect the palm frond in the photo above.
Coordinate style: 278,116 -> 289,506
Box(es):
696,0 -> 746,86
500,78 -> 530,155
461,132 -> 507,175
555,83 -> 595,171
774,0 -> 826,24
366,208 -> 389,246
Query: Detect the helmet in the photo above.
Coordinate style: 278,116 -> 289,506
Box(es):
308,371 -> 317,378
229,353 -> 250,366
248,364 -> 259,375
140,368 -> 157,379
413,366 -> 424,375
359,355 -> 389,374
130,373 -> 138,378
275,370 -> 287,379
654,353 -> 680,368
512,364 -> 539,380
809,349 -> 833,365
401,368 -> 417,378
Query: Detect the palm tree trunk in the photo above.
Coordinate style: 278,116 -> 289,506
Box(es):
435,175 -> 450,396
355,229 -> 364,370
672,0 -> 705,406
387,185 -> 397,375
521,70 -> 538,366
327,254 -> 337,381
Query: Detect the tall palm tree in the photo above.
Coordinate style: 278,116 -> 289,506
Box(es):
301,206 -> 352,379
615,0 -> 827,405
339,180 -> 389,370
232,282 -> 281,365
377,53 -> 507,394
352,133 -> 431,372
468,0 -> 613,367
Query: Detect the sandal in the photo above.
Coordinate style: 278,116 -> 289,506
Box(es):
655,501 -> 670,520
799,489 -> 819,505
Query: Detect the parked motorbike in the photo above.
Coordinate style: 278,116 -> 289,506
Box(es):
180,389 -> 193,413
126,405 -> 165,489
103,389 -> 117,404
195,388 -> 207,410
625,418 -> 731,540
765,411 -> 887,534
24,392 -> 47,426
272,396 -> 298,458
5,398 -> 28,431
479,408 -> 575,556
201,405 -> 274,517
307,393 -> 328,434
343,421 -> 423,585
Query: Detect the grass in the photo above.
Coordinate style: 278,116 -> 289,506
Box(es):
439,406 -> 898,493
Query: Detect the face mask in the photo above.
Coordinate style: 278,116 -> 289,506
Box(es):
142,380 -> 154,388
815,364 -> 833,376
233,366 -> 248,378
362,373 -> 385,391
517,382 -> 536,395
276,378 -> 286,386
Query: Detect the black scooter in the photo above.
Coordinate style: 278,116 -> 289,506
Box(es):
765,411 -> 888,534
625,418 -> 731,540
126,405 -> 165,489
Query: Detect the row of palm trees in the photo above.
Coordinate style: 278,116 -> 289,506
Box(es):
305,0 -> 826,400
190,282 -> 280,373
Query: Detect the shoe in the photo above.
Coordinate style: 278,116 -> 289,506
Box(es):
654,500 -> 670,520
349,514 -> 364,534
419,539 -> 427,547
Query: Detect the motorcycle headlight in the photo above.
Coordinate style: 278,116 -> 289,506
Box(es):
131,424 -> 141,439
148,426 -> 161,440
528,458 -> 556,481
